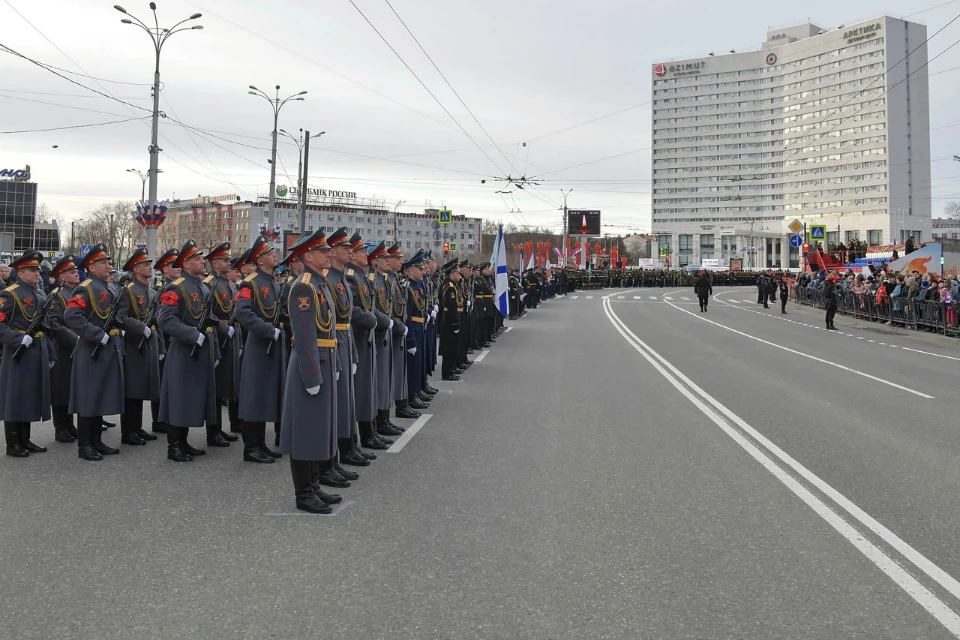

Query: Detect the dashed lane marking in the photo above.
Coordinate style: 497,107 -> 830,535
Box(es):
386,414 -> 433,453
474,349 -> 490,362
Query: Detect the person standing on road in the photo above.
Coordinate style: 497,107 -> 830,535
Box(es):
779,276 -> 789,314
46,255 -> 80,444
150,248 -> 180,436
694,270 -> 712,313
823,275 -> 839,330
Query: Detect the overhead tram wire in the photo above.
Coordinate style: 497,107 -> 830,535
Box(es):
1,117 -> 148,134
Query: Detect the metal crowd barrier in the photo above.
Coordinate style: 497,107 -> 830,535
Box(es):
789,285 -> 959,336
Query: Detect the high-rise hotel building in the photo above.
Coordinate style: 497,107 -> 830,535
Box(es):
650,17 -> 930,269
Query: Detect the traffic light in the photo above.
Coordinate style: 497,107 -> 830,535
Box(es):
443,241 -> 449,253
802,243 -> 809,253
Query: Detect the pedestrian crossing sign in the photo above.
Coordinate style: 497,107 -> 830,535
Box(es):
449,241 -> 458,252
438,210 -> 452,224
810,225 -> 826,240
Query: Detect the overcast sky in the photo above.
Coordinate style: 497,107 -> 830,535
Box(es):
2,0 -> 959,235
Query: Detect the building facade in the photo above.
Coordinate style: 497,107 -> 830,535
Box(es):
651,16 -> 931,269
0,168 -> 38,257
168,190 -> 481,259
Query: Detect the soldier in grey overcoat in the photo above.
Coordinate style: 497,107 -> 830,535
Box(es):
116,248 -> 162,446
150,248 -> 180,436
366,241 -> 397,448
63,243 -> 125,461
278,229 -> 342,513
387,245 -> 417,420
0,251 -> 55,457
234,236 -> 287,463
46,254 -> 81,444
156,240 -> 220,462
225,250 -> 247,434
203,242 -> 239,448
323,227 -> 364,479
344,233 -> 379,463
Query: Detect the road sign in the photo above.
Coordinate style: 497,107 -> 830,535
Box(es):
789,235 -> 804,248
80,244 -> 92,256
438,210 -> 452,224
810,225 -> 826,240
788,219 -> 803,235
449,241 -> 458,252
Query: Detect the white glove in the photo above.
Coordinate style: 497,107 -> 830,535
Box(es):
142,326 -> 152,339
388,319 -> 394,331
20,334 -> 33,349
431,309 -> 437,319
227,326 -> 235,339
407,346 -> 417,355
99,333 -> 110,346
238,349 -> 243,358
272,328 -> 281,341
49,361 -> 55,369
433,304 -> 439,315
403,326 -> 408,337
159,353 -> 165,361
335,371 -> 340,381
467,300 -> 472,309
214,359 -> 220,368
454,329 -> 460,334
196,334 -> 205,347
351,363 -> 357,375
306,385 -> 320,396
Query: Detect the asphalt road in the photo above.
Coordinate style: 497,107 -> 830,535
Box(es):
3,288 -> 960,639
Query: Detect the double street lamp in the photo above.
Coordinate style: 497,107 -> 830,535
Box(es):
279,129 -> 325,234
114,3 -> 203,260
248,85 -> 307,241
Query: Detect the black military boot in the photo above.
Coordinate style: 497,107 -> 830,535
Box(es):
375,410 -> 401,438
416,391 -> 433,404
5,421 -> 28,457
242,422 -> 273,464
356,422 -> 381,457
77,418 -> 102,461
206,423 -> 231,448
257,422 -> 282,459
180,429 -> 206,457
422,384 -> 439,396
395,400 -> 420,420
91,417 -> 120,456
408,396 -> 429,410
53,406 -> 76,443
166,427 -> 193,462
334,443 -> 360,480
20,423 -> 47,453
292,459 -> 332,514
311,461 -> 342,504
318,458 -> 351,488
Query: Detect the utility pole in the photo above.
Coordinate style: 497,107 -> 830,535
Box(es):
300,130 -> 311,235
115,4 -> 203,260
560,189 -> 572,265
393,200 -> 406,246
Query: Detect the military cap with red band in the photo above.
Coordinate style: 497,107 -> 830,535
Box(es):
348,230 -> 364,251
386,242 -> 403,259
206,242 -> 232,261
173,240 -> 204,269
79,243 -> 110,270
154,248 -> 179,271
283,228 -> 331,265
326,227 -> 351,248
52,254 -> 78,279
365,240 -> 386,263
122,248 -> 152,272
248,235 -> 274,264
11,250 -> 43,270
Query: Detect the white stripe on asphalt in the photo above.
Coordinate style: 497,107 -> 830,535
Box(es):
386,414 -> 433,453
586,295 -> 594,299
681,296 -> 691,301
664,296 -> 674,300
617,296 -> 625,299
504,326 -> 513,333
474,349 -> 490,362
661,299 -> 932,398
727,300 -> 741,304
648,296 -> 657,300
570,296 -> 579,299
602,292 -> 960,636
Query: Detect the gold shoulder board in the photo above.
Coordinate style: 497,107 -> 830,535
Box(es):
171,277 -> 185,286
243,273 -> 257,283
321,269 -> 329,277
203,275 -> 214,284
367,272 -> 376,282
78,280 -> 91,288
126,281 -> 135,289
301,272 -> 312,285
346,268 -> 354,277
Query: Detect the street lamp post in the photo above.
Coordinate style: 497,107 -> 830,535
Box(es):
248,85 -> 307,242
393,200 -> 406,248
115,3 -> 203,261
279,128 -> 325,235
560,189 -> 572,265
127,168 -> 161,244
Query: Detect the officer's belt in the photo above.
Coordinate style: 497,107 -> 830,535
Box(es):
456,307 -> 463,312
292,337 -> 337,348
14,329 -> 44,338
410,316 -> 424,323
109,329 -> 121,336
335,323 -> 351,330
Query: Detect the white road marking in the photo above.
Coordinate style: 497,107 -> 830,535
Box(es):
662,299 -> 933,398
586,295 -> 594,299
386,414 -> 433,453
617,295 -> 625,299
681,296 -> 691,301
504,326 -> 513,333
648,296 -> 657,300
664,296 -> 674,301
727,300 -> 741,304
474,349 -> 490,362
602,294 -> 960,636
570,296 -> 579,299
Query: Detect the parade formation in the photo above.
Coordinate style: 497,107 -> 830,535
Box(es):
0,228 -> 518,514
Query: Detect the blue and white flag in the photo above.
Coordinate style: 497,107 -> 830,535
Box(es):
494,226 -> 509,318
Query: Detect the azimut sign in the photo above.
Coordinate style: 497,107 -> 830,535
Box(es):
654,61 -> 707,78
0,168 -> 30,181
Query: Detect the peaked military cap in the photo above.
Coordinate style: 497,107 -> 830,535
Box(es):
348,230 -> 364,251
326,227 -> 351,247
458,259 -> 470,268
423,249 -> 434,262
402,249 -> 426,270
386,242 -> 403,258
283,228 -> 330,266
122,248 -> 152,272
366,240 -> 386,263
79,243 -> 110,270
248,235 -> 274,264
11,250 -> 43,270
232,248 -> 251,271
206,242 -> 232,261
174,240 -> 204,269
442,257 -> 459,274
154,248 -> 179,271
52,254 -> 78,279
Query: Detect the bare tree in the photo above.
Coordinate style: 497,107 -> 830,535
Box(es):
72,201 -> 137,263
945,200 -> 960,220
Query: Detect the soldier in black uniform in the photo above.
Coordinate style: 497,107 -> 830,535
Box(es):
0,251 -> 55,457
439,258 -> 463,380
64,244 -> 124,461
46,255 -> 81,444
151,248 -> 179,435
778,276 -> 789,314
204,242 -> 240,447
116,248 -> 163,446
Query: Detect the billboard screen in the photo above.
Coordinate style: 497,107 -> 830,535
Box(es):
567,210 -> 601,236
